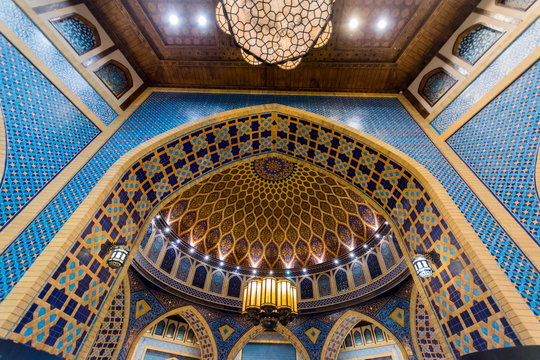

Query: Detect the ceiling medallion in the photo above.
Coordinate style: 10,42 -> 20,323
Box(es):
252,157 -> 296,182
216,0 -> 334,70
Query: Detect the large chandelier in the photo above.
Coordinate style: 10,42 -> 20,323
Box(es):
242,277 -> 298,330
216,0 -> 334,70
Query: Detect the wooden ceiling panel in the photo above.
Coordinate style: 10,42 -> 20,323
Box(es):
84,0 -> 481,92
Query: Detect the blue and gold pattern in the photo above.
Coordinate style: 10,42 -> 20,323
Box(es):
50,14 -> 100,56
432,18 -> 540,133
252,157 -> 296,182
0,0 -> 116,124
11,109 -> 522,358
414,292 -> 446,359
419,68 -> 457,106
94,61 -> 132,99
86,281 -> 127,360
448,61 -> 540,241
0,34 -> 100,229
454,25 -> 503,65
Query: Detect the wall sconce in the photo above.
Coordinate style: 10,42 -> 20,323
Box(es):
412,254 -> 434,278
106,246 -> 129,269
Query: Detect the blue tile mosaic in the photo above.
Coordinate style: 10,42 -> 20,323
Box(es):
0,0 -> 117,124
431,17 -> 540,133
456,25 -> 503,65
498,0 -> 537,10
447,61 -> 540,242
50,15 -> 99,56
94,61 -> 131,99
0,34 -> 100,229
1,90 -> 537,327
420,69 -> 458,106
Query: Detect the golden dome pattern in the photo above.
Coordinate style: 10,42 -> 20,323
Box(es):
160,157 -> 384,269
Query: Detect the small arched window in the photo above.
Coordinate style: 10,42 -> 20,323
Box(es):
160,247 -> 177,273
364,329 -> 374,344
344,334 -> 353,348
300,278 -> 314,299
380,242 -> 395,270
351,261 -> 366,287
354,330 -> 363,346
176,257 -> 191,282
176,325 -> 186,341
335,269 -> 349,292
367,254 -> 382,279
375,327 -> 385,342
209,271 -> 225,294
147,235 -> 164,263
227,276 -> 242,298
318,275 -> 331,297
418,68 -> 457,106
453,24 -> 503,65
154,320 -> 165,336
139,226 -> 153,250
192,266 -> 207,289
186,329 -> 195,343
165,324 -> 176,338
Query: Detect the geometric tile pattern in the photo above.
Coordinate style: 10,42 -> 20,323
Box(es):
305,327 -> 321,344
414,292 -> 447,359
419,69 -> 457,106
159,158 -> 384,268
50,14 -> 100,56
0,34 -> 100,230
2,89 -> 536,330
94,61 -> 131,99
11,110 -> 521,358
431,18 -> 540,133
448,61 -> 540,242
218,324 -> 234,341
455,25 -> 503,65
86,281 -> 127,360
0,0 -> 116,124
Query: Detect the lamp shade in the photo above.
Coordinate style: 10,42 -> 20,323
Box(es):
260,277 -> 277,307
244,278 -> 262,310
276,279 -> 293,310
106,246 -> 128,269
413,255 -> 434,278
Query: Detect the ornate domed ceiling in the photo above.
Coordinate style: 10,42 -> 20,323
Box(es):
159,156 -> 385,269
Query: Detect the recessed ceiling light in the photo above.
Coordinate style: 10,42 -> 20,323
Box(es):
168,14 -> 179,26
333,259 -> 339,265
348,17 -> 359,30
189,247 -> 195,253
269,270 -> 274,275
349,252 -> 355,258
376,18 -> 388,30
363,244 -> 369,249
219,261 -> 224,266
197,15 -> 208,27
204,255 -> 210,261
252,269 -> 257,274
302,268 -> 307,273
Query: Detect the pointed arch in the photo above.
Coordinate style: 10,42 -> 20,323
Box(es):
226,324 -> 310,360
320,310 -> 410,360
124,305 -> 217,360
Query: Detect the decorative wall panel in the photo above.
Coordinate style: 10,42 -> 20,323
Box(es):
0,34 -> 100,230
50,14 -> 100,56
94,60 -> 132,99
448,61 -> 540,242
431,18 -> 540,133
453,24 -> 503,65
419,68 -> 458,106
0,0 -> 117,124
414,292 -> 447,359
10,107 -> 524,359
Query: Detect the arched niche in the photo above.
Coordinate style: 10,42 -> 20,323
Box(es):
226,324 -> 310,360
321,310 -> 410,360
13,105 -> 523,359
124,305 -> 217,360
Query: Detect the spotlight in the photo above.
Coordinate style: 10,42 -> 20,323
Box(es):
156,214 -> 161,219
363,244 -> 369,249
164,227 -> 170,233
189,247 -> 195,254
197,15 -> 207,27
219,261 -> 224,267
349,252 -> 355,258
376,18 -> 388,30
333,259 -> 339,265
348,17 -> 359,30
375,234 -> 380,238
168,14 -> 179,26
204,255 -> 210,261
236,266 -> 240,270
302,268 -> 307,273
252,269 -> 257,275
385,221 -> 389,225
269,270 -> 274,275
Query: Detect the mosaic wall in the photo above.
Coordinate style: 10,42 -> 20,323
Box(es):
414,292 -> 447,360
431,18 -> 540,133
159,157 -> 385,268
50,14 -> 100,56
10,108 -> 524,358
119,269 -> 417,360
86,280 -> 128,360
94,61 -> 132,99
0,34 -> 101,230
136,222 -> 406,311
448,61 -> 540,243
454,25 -> 503,65
419,69 -> 458,106
0,0 -> 117,124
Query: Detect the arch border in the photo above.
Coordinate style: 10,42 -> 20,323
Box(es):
124,305 -> 218,360
226,324 -> 310,360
